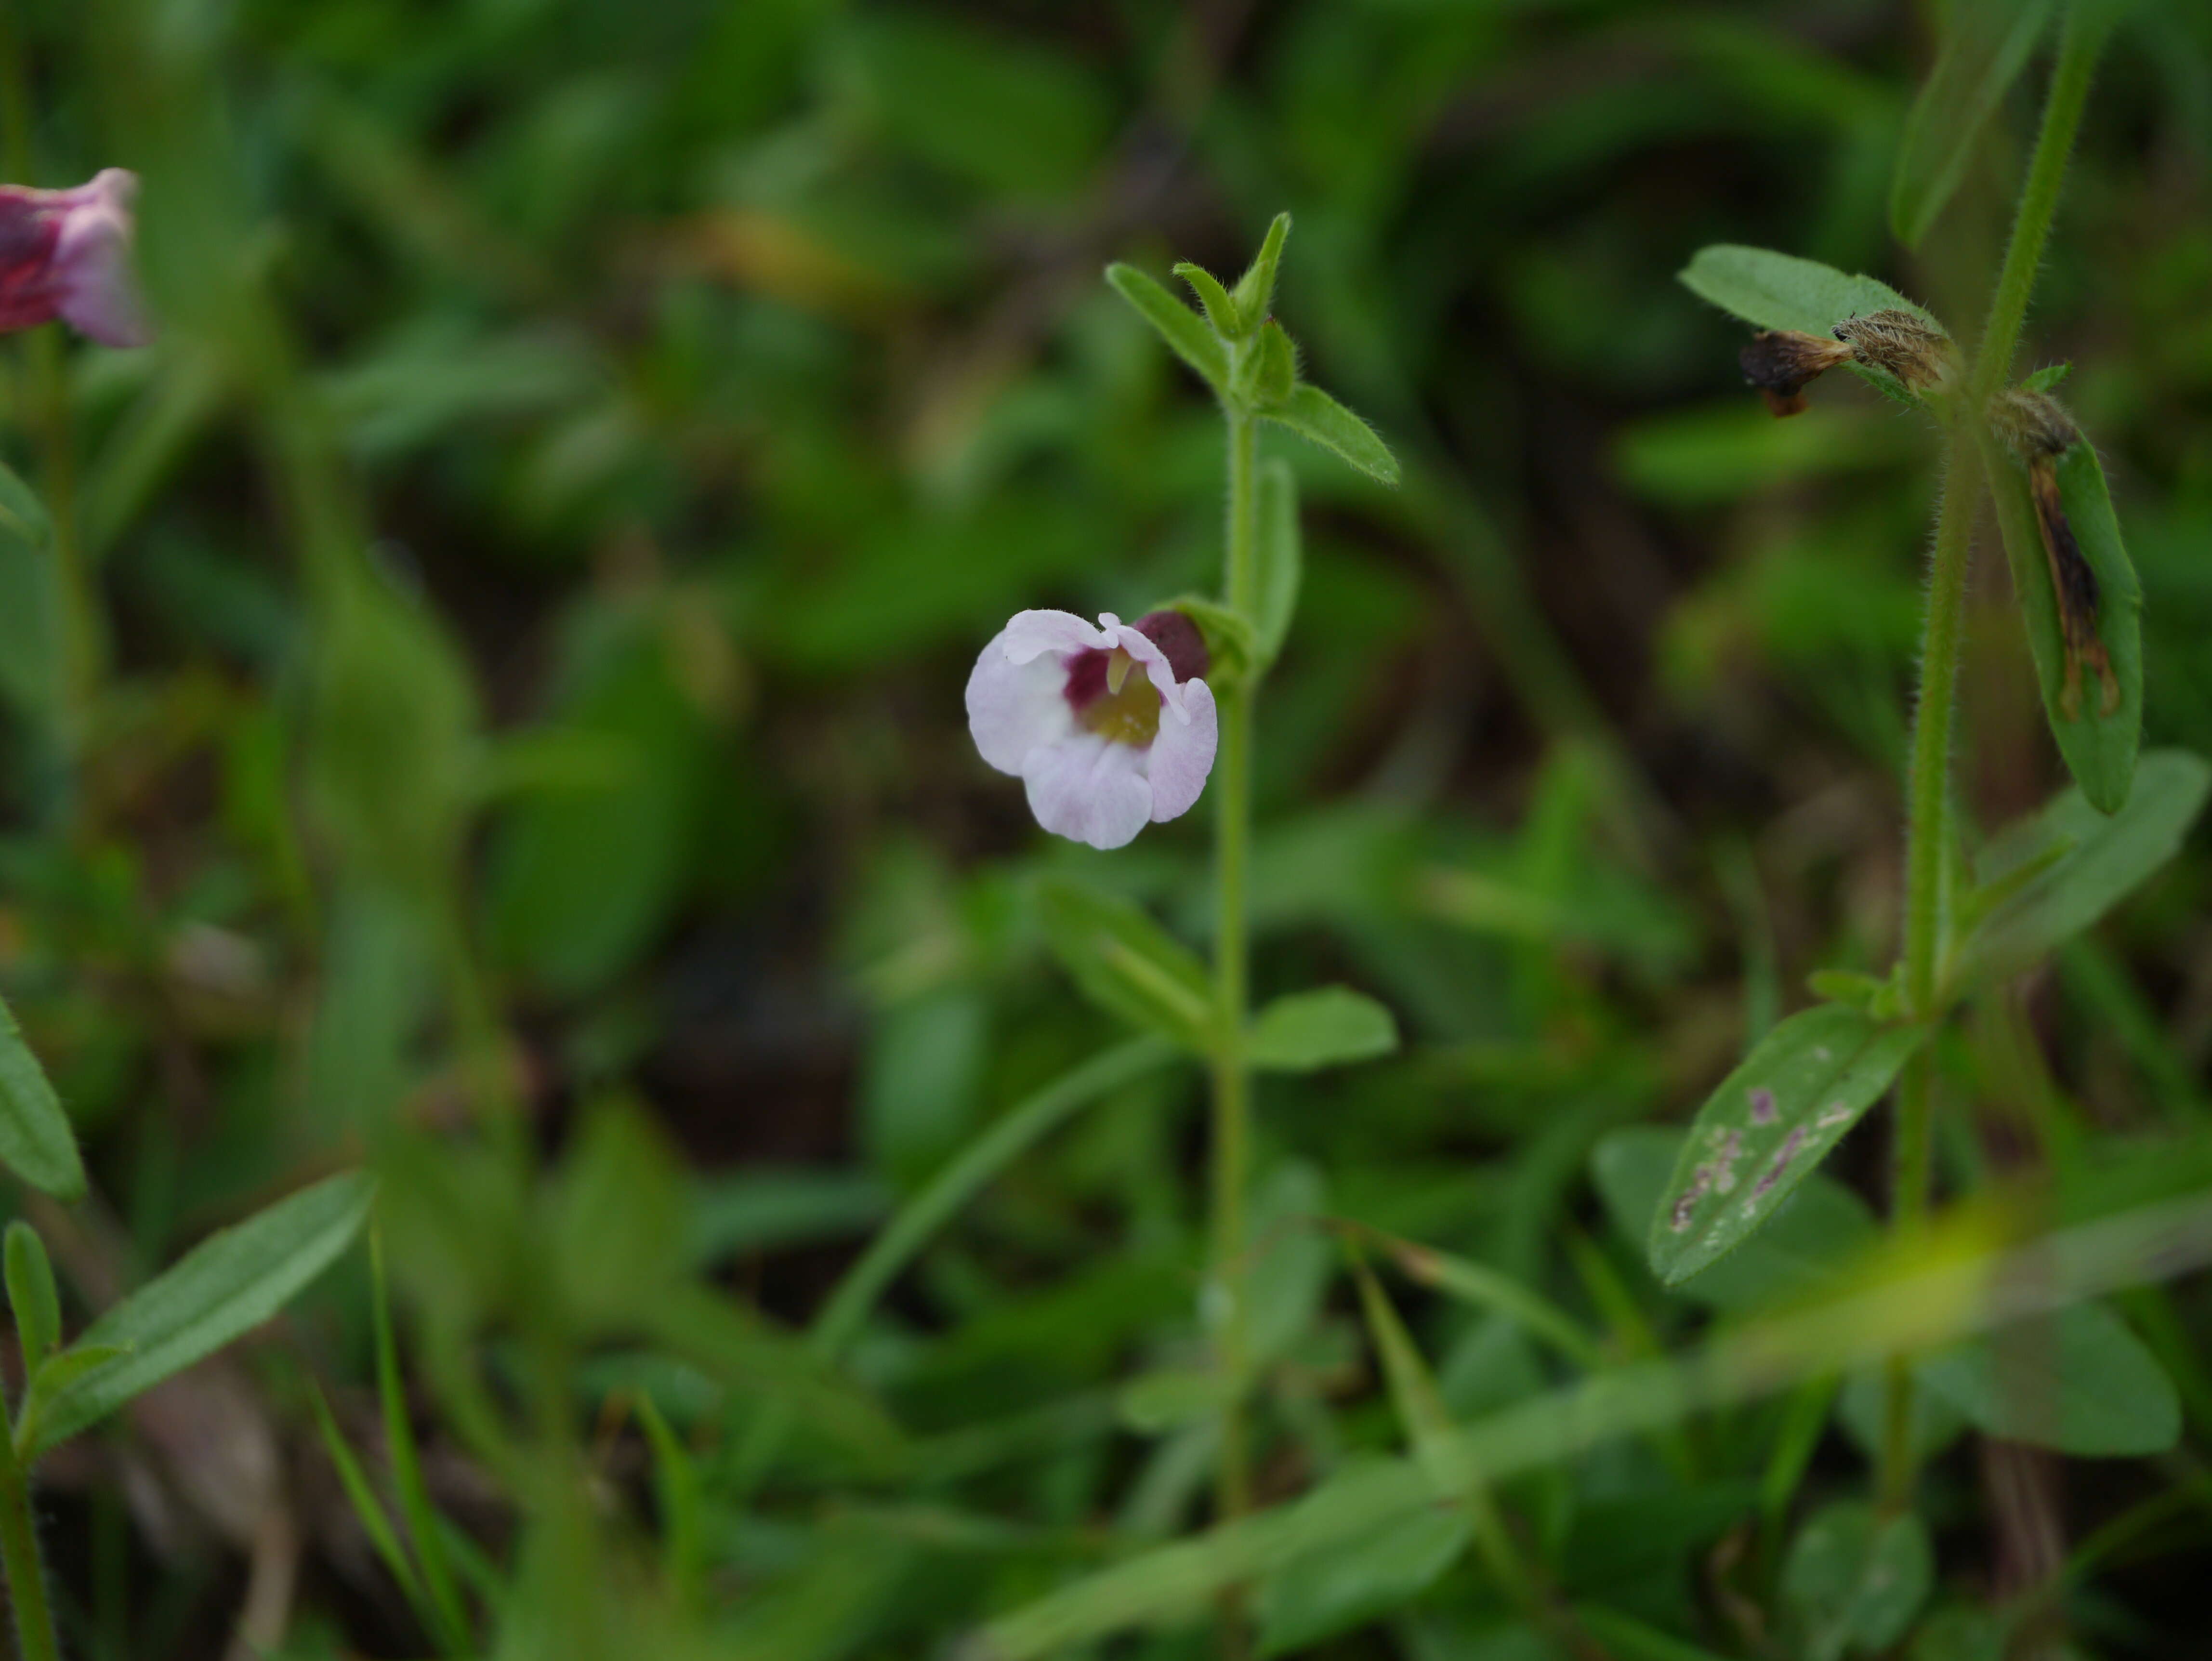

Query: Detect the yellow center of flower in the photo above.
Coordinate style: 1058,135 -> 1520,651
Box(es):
1079,648 -> 1162,746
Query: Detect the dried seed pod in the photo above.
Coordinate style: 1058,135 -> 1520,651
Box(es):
1830,308 -> 1953,390
1990,388 -> 2118,720
1739,330 -> 1853,417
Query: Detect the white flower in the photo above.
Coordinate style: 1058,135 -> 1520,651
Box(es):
966,608 -> 1219,850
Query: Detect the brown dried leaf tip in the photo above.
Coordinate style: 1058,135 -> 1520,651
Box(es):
1830,309 -> 1954,392
1740,309 -> 1952,418
1991,387 -> 2118,720
1739,330 -> 1852,417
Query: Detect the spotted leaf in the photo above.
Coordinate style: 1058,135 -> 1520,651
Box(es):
1646,1004 -> 1930,1286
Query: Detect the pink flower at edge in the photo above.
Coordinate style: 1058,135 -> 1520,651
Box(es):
966,608 -> 1220,851
0,169 -> 151,348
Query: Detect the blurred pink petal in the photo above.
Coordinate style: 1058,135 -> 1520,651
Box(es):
0,169 -> 150,347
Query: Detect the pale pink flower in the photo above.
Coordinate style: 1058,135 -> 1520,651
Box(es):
0,169 -> 150,348
966,608 -> 1219,850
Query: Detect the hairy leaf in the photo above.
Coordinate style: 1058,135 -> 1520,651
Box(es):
1679,245 -> 1936,338
1107,263 -> 1228,395
1262,384 -> 1400,485
35,1172 -> 375,1455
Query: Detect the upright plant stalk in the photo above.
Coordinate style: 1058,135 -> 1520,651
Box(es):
1211,402 -> 1260,1532
1879,4 -> 2105,1511
0,1418 -> 63,1661
0,17 -> 104,779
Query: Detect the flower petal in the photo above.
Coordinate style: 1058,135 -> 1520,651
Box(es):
53,200 -> 147,347
967,626 -> 1077,776
1144,677 -> 1218,822
1000,609 -> 1107,665
1023,734 -> 1153,850
1101,616 -> 1187,716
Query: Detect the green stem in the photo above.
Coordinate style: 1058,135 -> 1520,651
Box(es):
1211,403 -> 1259,1536
0,1408 -> 62,1661
1969,7 -> 2106,404
1880,7 -> 2105,1511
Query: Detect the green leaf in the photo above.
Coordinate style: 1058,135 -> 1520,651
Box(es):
1919,1301 -> 2180,1456
13,1344 -> 133,1455
2023,362 -> 2071,392
1909,1606 -> 2009,1661
1646,1005 -> 1929,1286
1106,263 -> 1228,395
1172,261 -> 1240,339
307,1384 -> 436,1636
1781,1501 -> 1934,1661
1352,1255 -> 1465,1492
1247,987 -> 1397,1073
1381,1233 -> 1607,1371
1679,245 -> 1936,339
0,995 -> 87,1201
1948,749 -> 2209,990
1036,878 -> 1216,1053
1253,1492 -> 1471,1659
635,1392 -> 705,1611
1116,1367 -> 1230,1434
4,1222 -> 60,1374
1984,433 -> 2145,814
1251,321 -> 1297,407
370,1227 -> 471,1652
549,1100 -> 689,1331
1253,458 -> 1302,668
1261,384 -> 1400,485
1890,0 -> 2058,248
1230,211 -> 1292,334
32,1171 -> 376,1456
1595,1127 -> 1878,1312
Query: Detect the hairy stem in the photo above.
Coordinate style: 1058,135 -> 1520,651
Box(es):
1211,402 -> 1259,1542
0,1412 -> 62,1661
1970,8 -> 2106,404
1882,8 -> 2104,1511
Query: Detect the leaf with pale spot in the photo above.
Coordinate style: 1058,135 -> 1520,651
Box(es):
1647,1004 -> 1929,1286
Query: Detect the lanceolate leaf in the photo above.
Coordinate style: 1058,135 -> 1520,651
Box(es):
1890,0 -> 2058,249
1647,1005 -> 1929,1286
1036,878 -> 1216,1054
1106,263 -> 1228,395
1984,432 -> 2144,815
0,994 -> 87,1202
1230,211 -> 1292,335
33,1171 -> 376,1456
1261,384 -> 1400,485
1679,245 -> 1935,339
1948,748 -> 2209,991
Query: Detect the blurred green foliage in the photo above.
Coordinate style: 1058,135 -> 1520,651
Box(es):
0,0 -> 2211,1657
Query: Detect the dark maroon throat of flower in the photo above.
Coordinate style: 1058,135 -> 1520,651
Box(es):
1063,610 -> 1208,747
